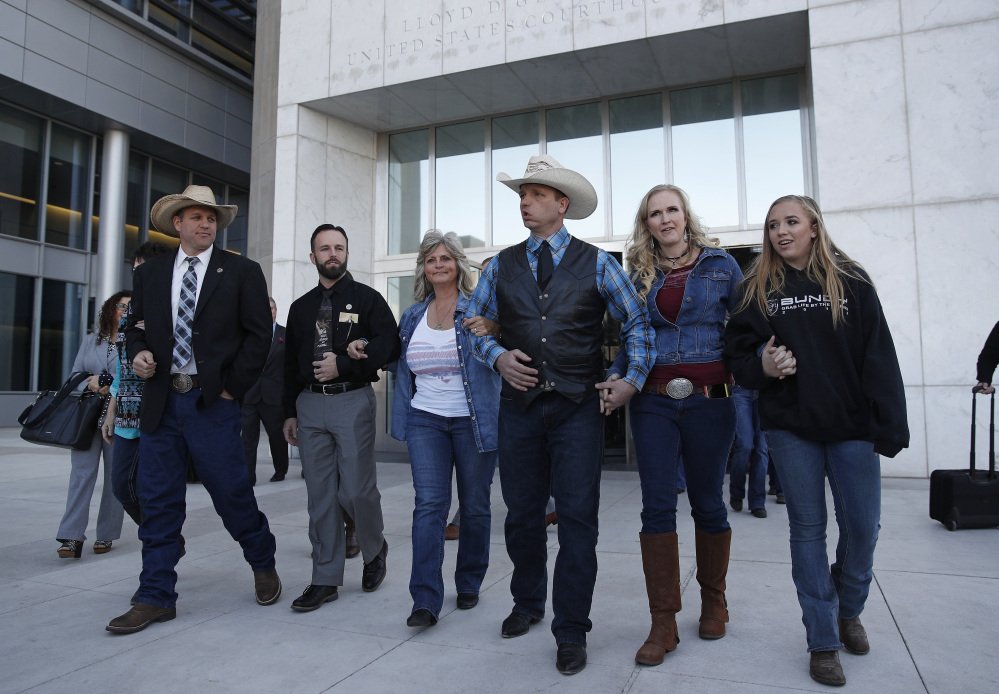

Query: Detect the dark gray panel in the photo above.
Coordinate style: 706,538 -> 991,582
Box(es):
0,2 -> 26,45
648,26 -> 733,87
42,244 -> 87,283
139,100 -> 185,145
507,53 -> 601,105
187,67 -> 225,104
141,72 -> 186,118
443,66 -> 538,114
27,0 -> 89,39
224,112 -> 251,145
726,13 -> 809,77
308,88 -> 424,131
87,45 -> 140,94
185,121 -> 224,162
224,140 -> 250,172
0,237 -> 41,276
24,16 -> 88,71
141,43 -> 187,89
0,37 -> 24,80
186,94 -> 224,135
225,87 -> 252,121
87,14 -> 142,65
385,77 -> 482,124
578,40 -> 665,95
22,50 -> 86,105
85,77 -> 139,127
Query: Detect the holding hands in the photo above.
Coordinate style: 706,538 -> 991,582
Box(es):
462,315 -> 500,338
595,373 -> 638,416
762,335 -> 797,379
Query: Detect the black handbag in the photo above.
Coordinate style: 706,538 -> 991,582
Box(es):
18,372 -> 107,450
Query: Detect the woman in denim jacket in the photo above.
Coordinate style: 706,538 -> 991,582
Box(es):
388,230 -> 501,628
607,185 -> 743,666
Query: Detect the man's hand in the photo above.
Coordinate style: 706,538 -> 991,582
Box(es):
101,398 -> 117,444
762,336 -> 797,380
283,417 -> 298,446
347,340 -> 368,359
220,390 -> 234,400
495,350 -> 538,391
596,373 -> 638,415
312,352 -> 340,382
133,350 -> 156,379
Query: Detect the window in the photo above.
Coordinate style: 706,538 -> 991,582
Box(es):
38,279 -> 85,391
546,102 -> 604,240
0,272 -> 34,391
610,94 -> 665,239
45,125 -> 93,250
0,104 -> 43,241
388,129 -> 429,255
491,112 -> 539,246
435,121 -> 485,249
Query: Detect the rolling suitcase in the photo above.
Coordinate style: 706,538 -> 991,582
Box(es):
929,387 -> 999,530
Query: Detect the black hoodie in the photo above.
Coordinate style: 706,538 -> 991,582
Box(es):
723,265 -> 909,458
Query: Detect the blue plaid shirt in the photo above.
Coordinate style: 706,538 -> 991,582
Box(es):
466,226 -> 654,390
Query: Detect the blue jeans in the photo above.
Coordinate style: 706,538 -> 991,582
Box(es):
499,391 -> 603,646
111,434 -> 142,524
630,391 -> 735,534
766,430 -> 881,652
728,386 -> 768,510
136,390 -> 276,608
406,409 -> 496,618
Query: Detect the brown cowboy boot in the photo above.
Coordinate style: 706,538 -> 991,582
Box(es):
695,527 -> 731,640
635,532 -> 681,665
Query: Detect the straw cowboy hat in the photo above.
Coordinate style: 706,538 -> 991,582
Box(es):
496,154 -> 598,220
149,185 -> 237,235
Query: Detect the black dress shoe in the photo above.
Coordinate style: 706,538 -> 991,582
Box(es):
269,473 -> 285,482
291,584 -> 338,612
751,508 -> 768,518
556,643 -> 587,675
106,602 -> 176,634
501,611 -> 540,638
456,593 -> 479,610
361,540 -> 388,592
730,498 -> 743,512
406,608 -> 438,627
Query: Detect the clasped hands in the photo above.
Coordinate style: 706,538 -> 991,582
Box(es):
762,335 -> 797,379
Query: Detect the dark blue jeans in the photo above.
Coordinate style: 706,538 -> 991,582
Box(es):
111,434 -> 142,524
136,390 -> 276,608
406,409 -> 496,618
499,391 -> 603,646
630,391 -> 735,534
728,386 -> 768,510
766,430 -> 881,652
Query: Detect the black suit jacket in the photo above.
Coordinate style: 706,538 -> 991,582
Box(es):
244,323 -> 285,406
127,245 -> 272,433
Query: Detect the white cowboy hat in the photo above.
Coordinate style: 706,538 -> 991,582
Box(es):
496,155 -> 598,220
149,185 -> 237,235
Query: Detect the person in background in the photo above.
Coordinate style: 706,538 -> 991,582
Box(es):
728,384 -> 770,518
56,292 -> 129,558
724,194 -> 908,687
975,322 -> 999,394
241,297 -> 289,484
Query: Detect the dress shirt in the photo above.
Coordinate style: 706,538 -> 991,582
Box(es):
170,245 -> 213,375
466,225 -> 654,391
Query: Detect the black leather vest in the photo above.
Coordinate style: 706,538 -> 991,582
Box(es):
496,236 -> 605,410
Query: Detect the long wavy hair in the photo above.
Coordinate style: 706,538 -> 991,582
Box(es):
738,195 -> 867,327
624,184 -> 721,299
413,230 -> 477,302
95,290 -> 131,344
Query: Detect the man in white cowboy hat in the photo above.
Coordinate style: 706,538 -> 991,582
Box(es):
466,155 -> 654,674
107,185 -> 281,634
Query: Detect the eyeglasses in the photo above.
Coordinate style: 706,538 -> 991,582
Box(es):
115,303 -> 129,309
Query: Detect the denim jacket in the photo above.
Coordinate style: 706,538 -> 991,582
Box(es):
390,293 -> 501,452
609,247 -> 743,376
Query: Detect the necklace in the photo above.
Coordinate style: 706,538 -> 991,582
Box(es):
661,245 -> 691,269
431,295 -> 458,330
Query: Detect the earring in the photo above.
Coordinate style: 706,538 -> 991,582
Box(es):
683,227 -> 689,243
649,239 -> 655,251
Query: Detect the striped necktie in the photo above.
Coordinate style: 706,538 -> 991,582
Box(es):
172,256 -> 199,370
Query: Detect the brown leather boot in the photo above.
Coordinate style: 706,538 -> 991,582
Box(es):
344,512 -> 360,559
695,527 -> 731,640
635,532 -> 681,665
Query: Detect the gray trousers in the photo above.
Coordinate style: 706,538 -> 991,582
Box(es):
57,430 -> 125,542
296,387 -> 384,585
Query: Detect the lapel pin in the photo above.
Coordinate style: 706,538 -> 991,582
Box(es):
346,304 -> 352,310
217,268 -> 223,273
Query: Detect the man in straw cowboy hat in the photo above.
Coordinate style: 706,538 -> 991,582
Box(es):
107,185 -> 281,634
466,155 -> 654,674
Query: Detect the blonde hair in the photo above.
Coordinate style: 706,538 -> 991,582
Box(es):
624,184 -> 721,299
739,195 -> 868,327
413,230 -> 477,302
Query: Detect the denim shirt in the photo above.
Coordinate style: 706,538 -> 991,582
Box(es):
390,293 -> 501,452
609,247 -> 743,377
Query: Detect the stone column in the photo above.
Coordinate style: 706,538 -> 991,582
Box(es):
95,129 -> 129,300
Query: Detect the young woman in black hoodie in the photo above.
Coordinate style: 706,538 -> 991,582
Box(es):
723,195 -> 908,687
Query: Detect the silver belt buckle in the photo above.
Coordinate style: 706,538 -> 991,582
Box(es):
170,373 -> 193,394
665,377 -> 693,400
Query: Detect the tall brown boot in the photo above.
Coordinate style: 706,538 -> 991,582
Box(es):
695,527 -> 731,640
635,532 -> 681,665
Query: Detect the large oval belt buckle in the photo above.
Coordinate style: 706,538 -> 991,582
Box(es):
170,373 -> 193,394
665,377 -> 693,400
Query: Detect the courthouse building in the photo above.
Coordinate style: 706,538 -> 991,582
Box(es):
2,0 -> 998,478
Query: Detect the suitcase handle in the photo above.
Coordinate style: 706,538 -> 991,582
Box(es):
970,387 -> 997,479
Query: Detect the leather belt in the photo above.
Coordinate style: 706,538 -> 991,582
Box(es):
308,382 -> 367,395
170,373 -> 199,393
642,378 -> 731,400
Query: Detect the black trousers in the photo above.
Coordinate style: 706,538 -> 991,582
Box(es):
241,401 -> 289,482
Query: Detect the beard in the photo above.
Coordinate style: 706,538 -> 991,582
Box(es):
316,257 -> 347,282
